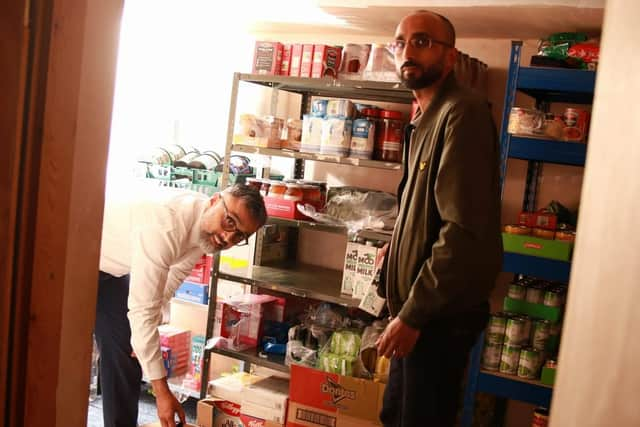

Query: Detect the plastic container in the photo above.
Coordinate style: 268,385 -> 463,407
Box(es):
375,110 -> 405,163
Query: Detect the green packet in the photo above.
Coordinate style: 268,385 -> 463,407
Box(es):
329,330 -> 362,358
317,351 -> 357,376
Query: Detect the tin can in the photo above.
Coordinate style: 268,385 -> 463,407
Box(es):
549,322 -> 562,339
526,285 -> 545,304
532,320 -> 551,351
517,348 -> 541,379
504,317 -> 526,346
544,359 -> 557,369
508,282 -> 526,300
481,342 -> 503,371
499,344 -> 521,375
486,313 -> 507,344
532,407 -> 549,426
543,289 -> 563,307
519,315 -> 532,346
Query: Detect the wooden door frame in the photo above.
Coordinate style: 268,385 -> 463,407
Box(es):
1,0 -> 123,425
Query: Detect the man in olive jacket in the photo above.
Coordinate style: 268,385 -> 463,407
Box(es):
376,10 -> 503,426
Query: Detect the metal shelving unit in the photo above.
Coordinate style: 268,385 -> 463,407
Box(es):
461,41 -> 595,426
199,73 -> 412,398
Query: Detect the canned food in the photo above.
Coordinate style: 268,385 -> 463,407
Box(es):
508,282 -> 526,300
517,348 -> 541,379
499,344 -> 521,375
549,322 -> 562,338
519,316 -> 532,346
532,320 -> 551,351
532,406 -> 549,427
486,314 -> 507,344
555,230 -> 576,242
504,317 -> 526,346
543,289 -> 563,307
544,359 -> 558,369
526,285 -> 545,304
504,224 -> 531,235
481,342 -> 503,371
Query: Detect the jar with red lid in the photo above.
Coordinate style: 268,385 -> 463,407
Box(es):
246,178 -> 262,193
302,184 -> 322,204
259,180 -> 271,197
374,110 -> 405,163
298,180 -> 327,207
284,184 -> 304,201
269,181 -> 287,198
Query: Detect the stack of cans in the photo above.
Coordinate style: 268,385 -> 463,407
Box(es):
508,277 -> 567,308
481,312 -> 558,380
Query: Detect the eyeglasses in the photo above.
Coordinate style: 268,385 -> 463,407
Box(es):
388,36 -> 453,54
220,195 -> 250,247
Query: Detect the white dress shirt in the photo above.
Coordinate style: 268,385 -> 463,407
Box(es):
99,183 -> 210,380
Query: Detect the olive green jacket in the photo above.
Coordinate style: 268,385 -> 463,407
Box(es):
381,73 -> 503,329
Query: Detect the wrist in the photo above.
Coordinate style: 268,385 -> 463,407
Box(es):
151,378 -> 171,397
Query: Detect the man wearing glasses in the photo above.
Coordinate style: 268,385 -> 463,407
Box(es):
97,183 -> 266,427
375,10 -> 502,426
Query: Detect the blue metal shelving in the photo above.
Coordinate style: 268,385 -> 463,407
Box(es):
509,136 -> 587,166
461,40 -> 595,427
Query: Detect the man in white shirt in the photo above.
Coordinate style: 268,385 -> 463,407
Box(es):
96,183 -> 267,427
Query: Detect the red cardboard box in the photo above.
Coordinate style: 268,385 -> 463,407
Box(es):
518,211 -> 558,230
185,254 -> 213,284
280,44 -> 292,76
299,44 -> 315,78
286,365 -> 385,427
289,44 -> 303,77
263,196 -> 321,221
312,45 -> 343,78
197,399 -> 242,427
253,41 -> 284,75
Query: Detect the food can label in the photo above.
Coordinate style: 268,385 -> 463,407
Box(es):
517,348 -> 540,379
481,342 -> 502,370
499,345 -> 521,375
508,283 -> 526,300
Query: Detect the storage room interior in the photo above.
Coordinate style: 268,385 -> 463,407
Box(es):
3,0 -> 640,426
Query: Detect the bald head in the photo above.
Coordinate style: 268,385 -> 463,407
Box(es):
400,10 -> 456,48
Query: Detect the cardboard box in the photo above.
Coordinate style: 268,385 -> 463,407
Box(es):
207,372 -> 265,405
197,398 -> 242,427
280,44 -> 292,76
502,232 -> 573,261
214,295 -> 279,350
185,254 -> 213,284
242,376 -> 290,421
289,44 -> 303,77
286,364 -> 385,427
299,44 -> 315,78
312,45 -> 342,78
253,41 -> 284,75
176,281 -> 209,305
240,413 -> 284,427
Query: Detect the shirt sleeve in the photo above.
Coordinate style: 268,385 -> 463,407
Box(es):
398,99 -> 501,329
127,226 -> 180,381
163,250 -> 205,303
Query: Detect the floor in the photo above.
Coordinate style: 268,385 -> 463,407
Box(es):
86,383 -> 198,427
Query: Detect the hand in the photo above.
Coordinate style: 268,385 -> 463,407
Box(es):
152,378 -> 185,427
376,317 -> 420,359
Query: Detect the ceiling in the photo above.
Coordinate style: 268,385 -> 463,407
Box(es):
247,1 -> 605,41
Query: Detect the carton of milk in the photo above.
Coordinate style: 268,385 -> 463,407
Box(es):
341,241 -> 360,295
353,243 -> 378,300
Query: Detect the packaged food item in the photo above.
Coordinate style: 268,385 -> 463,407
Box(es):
543,113 -> 564,140
299,44 -> 315,78
326,99 -> 354,119
280,44 -> 292,76
259,180 -> 271,197
517,348 -> 541,379
261,116 -> 284,149
562,108 -> 590,143
499,344 -> 521,375
301,184 -> 322,204
555,230 -> 576,242
508,107 -> 545,136
245,178 -> 262,192
284,184 -> 304,202
269,181 -> 287,199
374,110 -> 405,163
300,115 -> 323,153
486,313 -> 507,344
311,99 -> 328,118
531,320 -> 551,350
340,44 -> 372,78
508,282 -> 526,300
252,41 -> 283,76
282,118 -> 302,151
234,114 -> 268,146
481,342 -> 503,371
532,406 -> 550,427
289,44 -> 303,77
311,44 -> 342,78
525,284 -> 545,304
320,117 -> 352,157
363,43 -> 399,82
504,224 -> 531,235
350,117 -> 376,159
532,228 -> 555,239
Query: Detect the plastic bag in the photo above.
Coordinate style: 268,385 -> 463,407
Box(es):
298,186 -> 397,233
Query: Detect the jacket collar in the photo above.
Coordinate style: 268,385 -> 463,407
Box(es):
410,71 -> 458,127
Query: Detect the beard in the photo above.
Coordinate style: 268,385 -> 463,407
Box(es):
398,60 -> 445,90
199,231 -> 219,254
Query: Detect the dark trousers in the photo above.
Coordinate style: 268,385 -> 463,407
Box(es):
380,308 -> 488,427
95,271 -> 142,427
